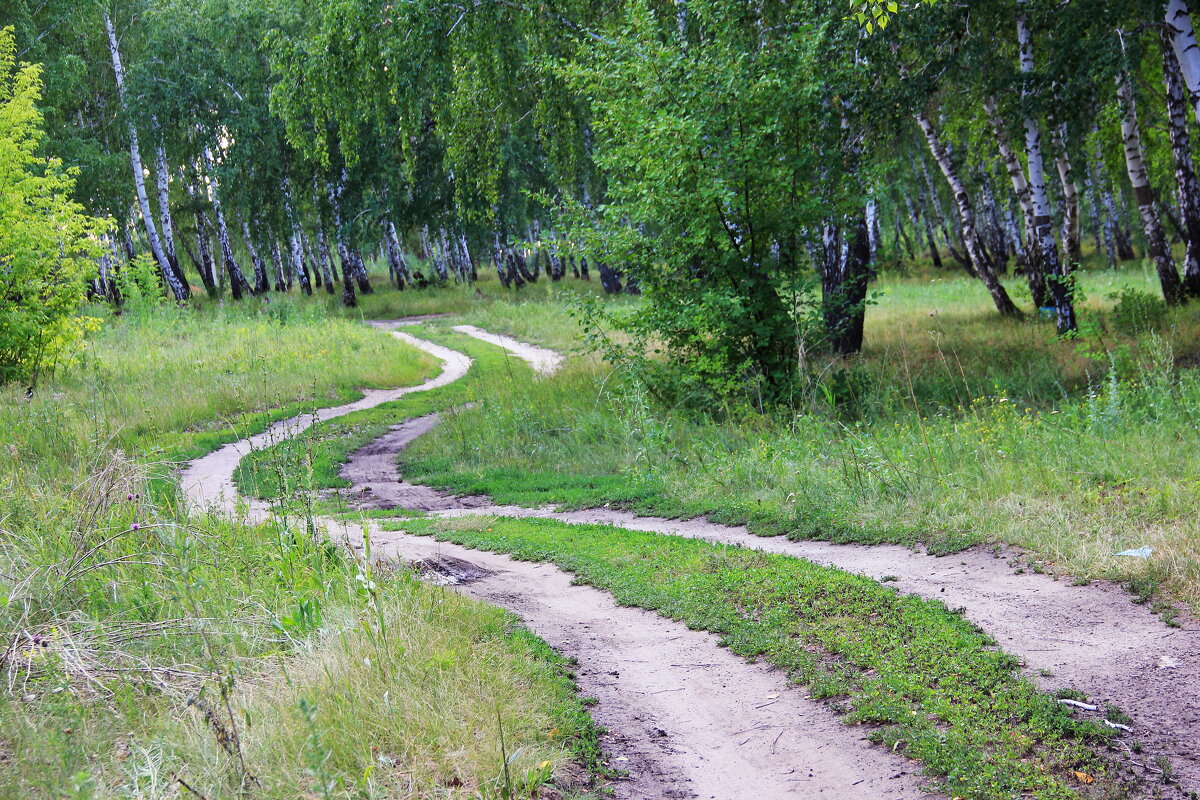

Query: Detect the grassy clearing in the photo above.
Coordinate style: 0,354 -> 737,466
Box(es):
397,271 -> 1200,613
0,304 -> 600,798
391,514 -> 1110,800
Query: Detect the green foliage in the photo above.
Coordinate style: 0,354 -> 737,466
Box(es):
0,26 -> 105,384
552,0 -> 877,403
1108,287 -> 1168,335
848,0 -> 935,34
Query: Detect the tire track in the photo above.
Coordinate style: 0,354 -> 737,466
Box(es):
181,320 -> 935,799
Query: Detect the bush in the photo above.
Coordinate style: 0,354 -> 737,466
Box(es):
0,26 -> 104,385
1109,287 -> 1167,335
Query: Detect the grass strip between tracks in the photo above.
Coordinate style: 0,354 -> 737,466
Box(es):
384,514 -> 1113,800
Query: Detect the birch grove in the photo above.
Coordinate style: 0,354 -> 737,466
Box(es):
7,0 -> 1200,386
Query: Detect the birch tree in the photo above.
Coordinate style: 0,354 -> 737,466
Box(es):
915,109 -> 1020,316
1161,30 -> 1200,297
1016,2 -> 1074,333
1115,67 -> 1184,305
103,10 -> 187,301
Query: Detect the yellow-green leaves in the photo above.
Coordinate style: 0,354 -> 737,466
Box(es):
0,26 -> 106,384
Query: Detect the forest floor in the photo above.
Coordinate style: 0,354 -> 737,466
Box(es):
6,259 -> 1200,799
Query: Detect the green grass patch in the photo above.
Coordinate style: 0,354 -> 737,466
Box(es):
394,514 -> 1110,800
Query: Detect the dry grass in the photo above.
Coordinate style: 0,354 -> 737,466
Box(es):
173,564 -> 591,800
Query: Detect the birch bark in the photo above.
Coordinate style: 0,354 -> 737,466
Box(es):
915,110 -> 1020,316
1017,4 -> 1074,332
1162,30 -> 1200,297
1116,69 -> 1184,305
104,11 -> 186,301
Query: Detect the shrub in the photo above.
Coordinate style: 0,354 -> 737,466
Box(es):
1109,287 -> 1167,335
0,27 -> 104,385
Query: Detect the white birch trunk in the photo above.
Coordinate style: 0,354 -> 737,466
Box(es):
104,11 -> 185,301
1050,125 -> 1082,264
865,198 -> 879,263
1017,4 -> 1073,331
915,110 -> 1020,316
1166,0 -> 1200,127
323,179 -> 355,305
202,147 -> 249,299
153,140 -> 182,286
1115,70 -> 1184,305
315,226 -> 336,294
1162,29 -> 1200,297
241,220 -> 268,294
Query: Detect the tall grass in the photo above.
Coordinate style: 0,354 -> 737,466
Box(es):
0,303 -> 597,798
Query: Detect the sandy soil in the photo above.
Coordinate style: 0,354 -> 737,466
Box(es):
335,519 -> 933,799
452,324 -> 565,374
431,505 -> 1200,791
180,322 -> 938,798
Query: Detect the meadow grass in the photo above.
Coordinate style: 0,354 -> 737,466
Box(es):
0,302 -> 601,799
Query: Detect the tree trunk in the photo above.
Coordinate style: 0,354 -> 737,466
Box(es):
1166,0 -> 1200,127
915,109 -> 1021,316
103,11 -> 186,302
202,148 -> 250,300
820,215 -> 872,356
271,240 -> 287,292
910,193 -> 941,267
866,198 -> 880,263
324,181 -> 355,306
384,221 -> 410,289
596,260 -> 623,293
492,233 -> 512,287
1017,5 -> 1075,332
302,229 -> 323,290
1162,29 -> 1200,298
918,152 -> 963,264
1082,168 -> 1112,265
979,172 -> 1008,271
1050,125 -> 1082,265
1116,69 -> 1185,305
242,221 -> 269,294
187,181 -> 220,298
985,96 -> 1045,297
350,249 -> 372,293
1091,132 -> 1135,264
153,140 -> 189,297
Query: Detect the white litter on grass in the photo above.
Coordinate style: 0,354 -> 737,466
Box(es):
1115,546 -> 1154,558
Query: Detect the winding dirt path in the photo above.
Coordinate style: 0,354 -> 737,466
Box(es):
430,505 -> 1200,790
180,326 -> 471,511
181,321 -> 936,799
335,326 -> 1200,793
451,323 -> 564,374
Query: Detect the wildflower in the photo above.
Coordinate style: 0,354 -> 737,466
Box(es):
130,522 -> 140,531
